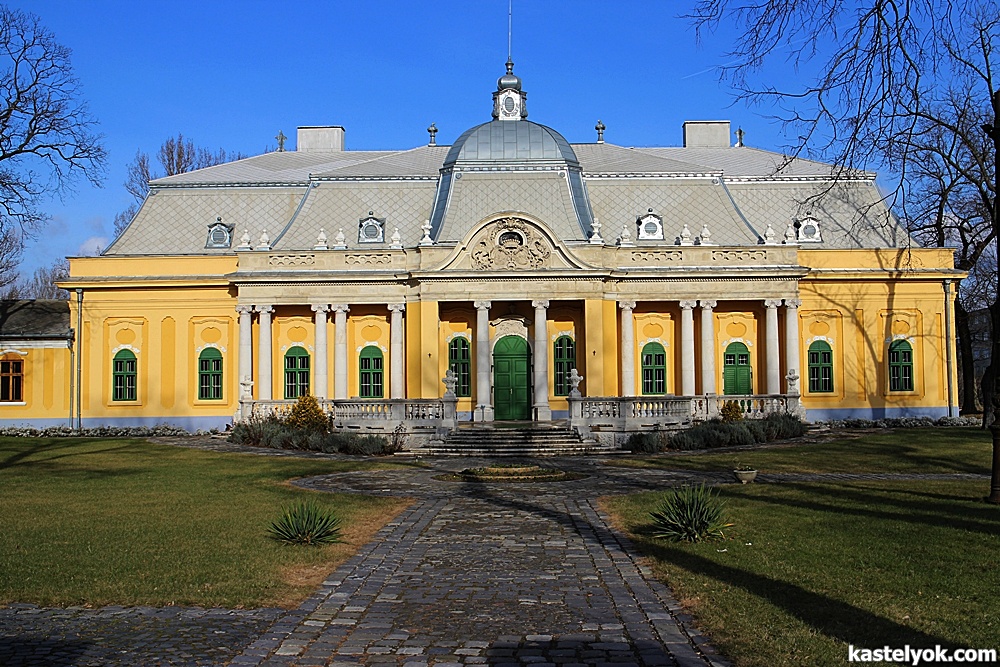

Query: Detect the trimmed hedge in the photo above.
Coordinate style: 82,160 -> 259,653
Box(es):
627,412 -> 807,453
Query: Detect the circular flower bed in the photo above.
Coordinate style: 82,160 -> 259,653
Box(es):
438,463 -> 585,483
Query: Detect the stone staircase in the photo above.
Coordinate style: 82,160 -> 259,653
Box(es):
407,422 -> 622,457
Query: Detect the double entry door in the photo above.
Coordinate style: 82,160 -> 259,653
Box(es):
493,335 -> 530,420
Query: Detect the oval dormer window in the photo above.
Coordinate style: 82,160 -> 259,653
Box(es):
498,231 -> 524,248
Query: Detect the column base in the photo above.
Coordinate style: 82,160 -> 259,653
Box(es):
474,405 -> 494,422
533,405 -> 552,421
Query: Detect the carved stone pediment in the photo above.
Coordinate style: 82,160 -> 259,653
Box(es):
470,217 -> 552,271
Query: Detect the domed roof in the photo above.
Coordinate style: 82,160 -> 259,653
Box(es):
443,120 -> 580,166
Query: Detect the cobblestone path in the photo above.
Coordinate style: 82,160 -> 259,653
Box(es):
0,605 -> 283,666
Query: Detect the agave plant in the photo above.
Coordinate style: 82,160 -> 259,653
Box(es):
649,483 -> 732,543
268,501 -> 343,546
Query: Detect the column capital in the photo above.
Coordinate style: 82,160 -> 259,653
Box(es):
474,300 -> 492,310
235,304 -> 254,315
699,300 -> 717,309
532,300 -> 549,310
331,303 -> 350,314
310,303 -> 330,313
618,300 -> 636,311
784,298 -> 802,309
763,299 -> 782,309
254,304 -> 274,314
387,302 -> 406,314
679,300 -> 698,310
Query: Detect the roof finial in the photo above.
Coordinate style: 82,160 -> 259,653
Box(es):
595,120 -> 606,143
275,130 -> 287,152
735,127 -> 745,148
427,123 -> 438,146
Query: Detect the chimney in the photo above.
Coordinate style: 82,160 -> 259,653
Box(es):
297,126 -> 345,152
682,121 -> 731,148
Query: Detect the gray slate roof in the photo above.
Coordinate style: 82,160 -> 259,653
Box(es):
104,137 -> 909,256
0,300 -> 72,339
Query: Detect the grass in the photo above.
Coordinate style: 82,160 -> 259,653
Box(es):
0,437 -> 413,609
608,426 -> 993,474
602,427 -> 1000,667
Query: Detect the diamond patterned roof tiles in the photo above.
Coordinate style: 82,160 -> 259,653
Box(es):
437,171 -> 586,242
275,181 -> 438,250
106,187 -> 305,255
108,134 -> 907,256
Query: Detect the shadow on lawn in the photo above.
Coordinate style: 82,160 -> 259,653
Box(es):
636,536 -> 956,650
751,482 -> 1000,537
0,439 -> 149,477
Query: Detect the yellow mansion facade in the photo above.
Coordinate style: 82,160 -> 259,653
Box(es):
1,63 -> 963,433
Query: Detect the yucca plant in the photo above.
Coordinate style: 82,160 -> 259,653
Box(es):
268,501 -> 343,546
649,484 -> 732,543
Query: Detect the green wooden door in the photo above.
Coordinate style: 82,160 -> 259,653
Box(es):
493,336 -> 530,420
723,342 -> 753,395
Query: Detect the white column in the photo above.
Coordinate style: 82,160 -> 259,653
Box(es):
679,300 -> 697,396
311,304 -> 330,399
700,300 -> 717,395
619,301 -> 636,396
388,303 -> 405,399
784,298 -> 802,393
332,305 -> 349,399
255,304 -> 274,400
236,305 -> 254,393
764,299 -> 782,394
532,300 -> 551,421
474,300 -> 493,421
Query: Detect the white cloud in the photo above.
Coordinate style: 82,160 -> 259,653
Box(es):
77,236 -> 109,256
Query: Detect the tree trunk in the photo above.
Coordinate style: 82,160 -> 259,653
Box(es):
954,300 -> 979,414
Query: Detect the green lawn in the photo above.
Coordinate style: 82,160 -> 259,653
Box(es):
603,428 -> 1000,667
609,426 -> 993,474
0,437 -> 412,608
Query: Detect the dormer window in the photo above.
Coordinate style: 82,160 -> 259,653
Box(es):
798,216 -> 822,243
358,214 -> 385,243
205,218 -> 234,248
636,211 -> 664,240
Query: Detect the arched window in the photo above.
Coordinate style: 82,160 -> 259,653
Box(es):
359,347 -> 384,398
113,349 -> 137,401
0,353 -> 23,402
888,340 -> 914,391
807,341 -> 833,393
284,347 -> 310,399
447,338 -> 471,397
198,348 -> 223,400
553,336 -> 576,396
641,342 -> 666,395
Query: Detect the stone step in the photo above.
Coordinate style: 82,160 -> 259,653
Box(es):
404,424 -> 623,457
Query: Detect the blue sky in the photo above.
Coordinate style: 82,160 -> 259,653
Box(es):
7,0 -> 802,275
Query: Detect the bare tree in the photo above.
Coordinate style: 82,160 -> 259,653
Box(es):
2,257 -> 68,299
0,5 -> 106,285
689,0 -> 1000,500
114,134 -> 246,235
902,97 -> 995,415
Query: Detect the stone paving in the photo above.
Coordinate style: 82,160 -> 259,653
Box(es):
3,436 -> 986,667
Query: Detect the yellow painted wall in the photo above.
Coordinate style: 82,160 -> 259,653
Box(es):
0,346 -> 72,425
